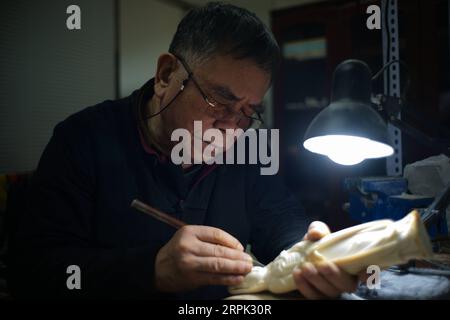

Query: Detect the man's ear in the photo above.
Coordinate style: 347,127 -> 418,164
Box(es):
154,53 -> 179,98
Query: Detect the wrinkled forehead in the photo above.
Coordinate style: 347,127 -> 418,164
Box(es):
191,54 -> 271,104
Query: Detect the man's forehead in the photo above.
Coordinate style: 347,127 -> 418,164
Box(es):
208,82 -> 242,101
196,55 -> 271,101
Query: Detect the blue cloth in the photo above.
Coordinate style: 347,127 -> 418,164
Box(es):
349,270 -> 450,300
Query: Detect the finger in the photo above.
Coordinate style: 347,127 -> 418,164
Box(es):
357,270 -> 370,283
197,273 -> 245,287
306,221 -> 331,241
194,256 -> 253,275
317,262 -> 358,293
292,267 -> 325,300
300,263 -> 341,298
194,226 -> 244,251
193,241 -> 253,263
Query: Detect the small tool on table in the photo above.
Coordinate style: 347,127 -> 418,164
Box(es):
130,199 -> 264,267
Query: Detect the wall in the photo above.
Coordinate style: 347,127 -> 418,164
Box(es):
0,0 -> 116,173
119,0 -> 184,97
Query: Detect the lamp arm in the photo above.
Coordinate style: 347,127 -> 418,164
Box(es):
388,116 -> 450,156
371,60 -> 411,102
371,60 -> 407,81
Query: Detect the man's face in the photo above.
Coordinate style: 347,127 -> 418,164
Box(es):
153,53 -> 271,162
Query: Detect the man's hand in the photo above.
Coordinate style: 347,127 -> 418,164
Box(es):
154,225 -> 253,292
292,221 -> 359,299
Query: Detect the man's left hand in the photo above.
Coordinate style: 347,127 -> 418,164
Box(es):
292,221 -> 359,299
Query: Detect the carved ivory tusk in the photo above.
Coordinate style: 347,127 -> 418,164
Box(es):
229,210 -> 433,295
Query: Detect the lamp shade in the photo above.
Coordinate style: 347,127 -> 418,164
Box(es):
303,60 -> 394,165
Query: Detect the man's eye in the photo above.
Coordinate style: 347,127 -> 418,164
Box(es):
251,104 -> 265,114
259,103 -> 266,112
214,98 -> 234,109
242,107 -> 256,117
206,96 -> 224,108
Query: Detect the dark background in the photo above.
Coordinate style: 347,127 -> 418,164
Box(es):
271,0 -> 450,230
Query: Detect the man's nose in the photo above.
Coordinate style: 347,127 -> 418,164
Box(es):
213,118 -> 240,132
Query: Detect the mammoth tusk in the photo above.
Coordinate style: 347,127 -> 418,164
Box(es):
229,210 -> 433,295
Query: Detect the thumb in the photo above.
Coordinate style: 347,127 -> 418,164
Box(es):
304,221 -> 331,241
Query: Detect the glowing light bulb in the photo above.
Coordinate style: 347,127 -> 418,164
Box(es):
327,153 -> 364,166
303,135 -> 394,165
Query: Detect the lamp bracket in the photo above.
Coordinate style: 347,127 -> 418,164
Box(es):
372,94 -> 450,156
372,94 -> 402,119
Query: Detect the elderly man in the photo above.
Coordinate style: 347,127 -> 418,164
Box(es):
9,2 -> 358,299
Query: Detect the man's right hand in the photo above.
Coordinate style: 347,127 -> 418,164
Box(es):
154,225 -> 253,292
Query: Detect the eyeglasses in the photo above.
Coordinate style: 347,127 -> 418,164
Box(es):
173,53 -> 265,130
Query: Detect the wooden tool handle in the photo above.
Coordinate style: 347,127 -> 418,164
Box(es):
131,199 -> 186,229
